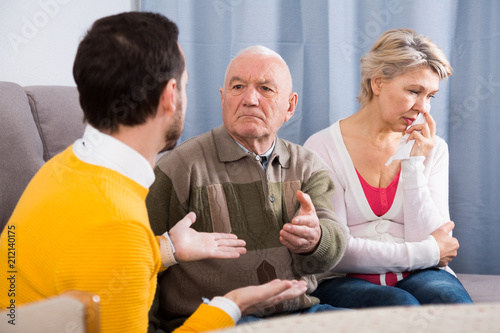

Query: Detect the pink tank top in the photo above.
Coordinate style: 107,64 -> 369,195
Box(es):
355,169 -> 401,216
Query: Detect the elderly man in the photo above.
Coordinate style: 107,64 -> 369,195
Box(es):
146,45 -> 347,332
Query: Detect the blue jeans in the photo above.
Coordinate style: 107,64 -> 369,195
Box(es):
311,268 -> 473,308
237,303 -> 341,325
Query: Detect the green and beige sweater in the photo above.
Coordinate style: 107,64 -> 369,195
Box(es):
146,125 -> 346,332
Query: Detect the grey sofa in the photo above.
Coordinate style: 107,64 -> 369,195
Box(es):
0,81 -> 499,314
0,81 -> 85,230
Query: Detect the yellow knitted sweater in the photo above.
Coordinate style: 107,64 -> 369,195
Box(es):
0,147 -> 233,332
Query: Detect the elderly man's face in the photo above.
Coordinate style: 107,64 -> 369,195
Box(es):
220,53 -> 296,151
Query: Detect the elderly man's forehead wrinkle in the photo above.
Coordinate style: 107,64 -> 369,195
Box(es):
224,54 -> 293,93
260,60 -> 292,91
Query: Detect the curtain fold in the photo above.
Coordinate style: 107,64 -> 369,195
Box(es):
448,1 -> 500,274
142,0 -> 500,275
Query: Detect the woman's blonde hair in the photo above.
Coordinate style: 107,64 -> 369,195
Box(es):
358,28 -> 452,105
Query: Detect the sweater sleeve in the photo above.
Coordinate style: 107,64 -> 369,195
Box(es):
146,165 -> 190,330
291,155 -> 347,275
147,165 -> 188,236
55,221 -> 161,333
173,304 -> 234,333
402,138 -> 451,242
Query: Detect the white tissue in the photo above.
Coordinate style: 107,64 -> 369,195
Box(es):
385,106 -> 429,166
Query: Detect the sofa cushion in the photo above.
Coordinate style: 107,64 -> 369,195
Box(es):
24,85 -> 85,161
457,273 -> 500,303
0,82 -> 46,230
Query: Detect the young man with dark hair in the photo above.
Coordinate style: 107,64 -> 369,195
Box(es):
0,12 -> 307,333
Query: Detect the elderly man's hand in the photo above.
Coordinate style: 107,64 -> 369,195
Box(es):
169,212 -> 247,262
279,191 -> 322,254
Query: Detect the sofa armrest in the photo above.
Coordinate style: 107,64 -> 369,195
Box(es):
210,302 -> 500,333
0,290 -> 100,333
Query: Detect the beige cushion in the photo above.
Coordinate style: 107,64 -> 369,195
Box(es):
214,302 -> 500,333
0,291 -> 100,333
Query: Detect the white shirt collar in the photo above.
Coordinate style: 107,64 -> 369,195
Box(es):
72,125 -> 155,189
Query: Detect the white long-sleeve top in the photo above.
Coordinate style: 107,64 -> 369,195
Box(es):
304,120 -> 454,275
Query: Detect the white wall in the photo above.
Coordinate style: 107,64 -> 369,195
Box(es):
0,0 -> 140,86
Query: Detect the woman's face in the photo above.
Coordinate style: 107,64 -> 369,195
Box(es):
374,67 -> 440,132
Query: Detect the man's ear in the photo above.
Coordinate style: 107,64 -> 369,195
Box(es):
219,87 -> 224,110
159,78 -> 177,116
284,92 -> 298,122
371,76 -> 383,96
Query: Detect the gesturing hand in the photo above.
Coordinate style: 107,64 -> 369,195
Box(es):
224,279 -> 308,317
431,221 -> 459,267
169,212 -> 247,262
280,190 -> 322,254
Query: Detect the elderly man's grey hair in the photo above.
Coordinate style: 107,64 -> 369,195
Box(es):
223,45 -> 293,89
235,45 -> 285,62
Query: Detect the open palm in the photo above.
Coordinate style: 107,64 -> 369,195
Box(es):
169,212 -> 247,262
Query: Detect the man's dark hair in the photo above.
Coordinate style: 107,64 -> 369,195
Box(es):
73,12 -> 185,133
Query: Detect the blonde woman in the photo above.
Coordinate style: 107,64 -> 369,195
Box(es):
305,29 -> 472,307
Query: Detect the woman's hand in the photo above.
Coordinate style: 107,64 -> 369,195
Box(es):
431,221 -> 459,267
407,111 -> 436,157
